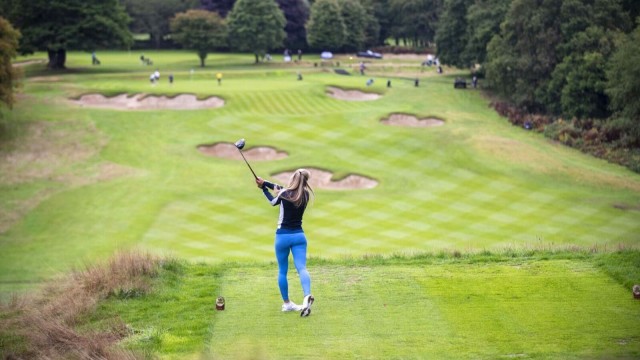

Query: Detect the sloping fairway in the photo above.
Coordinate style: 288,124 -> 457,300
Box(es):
1,51 -> 640,297
87,253 -> 640,359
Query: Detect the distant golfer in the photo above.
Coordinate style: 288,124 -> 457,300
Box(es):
216,72 -> 222,85
256,169 -> 315,317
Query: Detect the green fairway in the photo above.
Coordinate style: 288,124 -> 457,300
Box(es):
84,252 -> 639,359
2,51 -> 640,295
1,50 -> 640,357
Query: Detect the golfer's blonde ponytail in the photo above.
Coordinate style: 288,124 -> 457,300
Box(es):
285,169 -> 314,207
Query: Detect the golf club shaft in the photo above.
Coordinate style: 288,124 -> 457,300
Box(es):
238,150 -> 258,179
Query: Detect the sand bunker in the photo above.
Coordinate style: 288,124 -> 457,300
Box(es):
381,113 -> 444,127
326,86 -> 381,101
272,168 -> 377,190
71,93 -> 224,110
198,142 -> 288,161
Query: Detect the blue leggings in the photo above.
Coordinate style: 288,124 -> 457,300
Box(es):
275,231 -> 311,301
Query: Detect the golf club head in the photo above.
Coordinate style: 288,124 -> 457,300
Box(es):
235,138 -> 246,150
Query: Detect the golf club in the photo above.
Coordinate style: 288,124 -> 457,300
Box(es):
234,138 -> 258,179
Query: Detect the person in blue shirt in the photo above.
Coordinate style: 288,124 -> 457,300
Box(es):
256,169 -> 315,317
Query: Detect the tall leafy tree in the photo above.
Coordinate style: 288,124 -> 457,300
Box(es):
227,0 -> 287,63
542,0 -> 629,118
338,0 -> 367,51
485,0 -> 564,111
486,0 -> 630,118
4,0 -> 132,69
389,0 -> 442,47
277,0 -> 311,50
606,23 -> 640,145
621,0 -> 640,22
360,0 -> 389,46
361,2 -> 382,47
546,28 -> 614,118
200,0 -> 237,17
123,0 -> 198,48
435,0 -> 473,67
171,10 -> 227,67
463,0 -> 511,66
0,17 -> 21,110
306,0 -> 346,51
545,23 -> 623,119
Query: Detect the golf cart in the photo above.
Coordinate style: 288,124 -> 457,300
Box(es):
454,78 -> 467,89
356,50 -> 382,59
320,51 -> 333,60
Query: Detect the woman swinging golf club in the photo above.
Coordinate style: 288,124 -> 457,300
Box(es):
256,169 -> 315,317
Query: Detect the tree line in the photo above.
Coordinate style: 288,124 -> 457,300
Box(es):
435,0 -> 639,167
1,0 -> 639,168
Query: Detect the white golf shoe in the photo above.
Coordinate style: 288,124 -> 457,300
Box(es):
281,301 -> 302,312
300,294 -> 314,317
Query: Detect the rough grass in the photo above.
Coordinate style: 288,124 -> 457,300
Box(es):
0,251 -> 167,359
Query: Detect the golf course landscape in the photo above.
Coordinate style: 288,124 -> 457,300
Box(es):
1,51 -> 639,359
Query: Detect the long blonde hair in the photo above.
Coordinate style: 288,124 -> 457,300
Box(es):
282,169 -> 314,207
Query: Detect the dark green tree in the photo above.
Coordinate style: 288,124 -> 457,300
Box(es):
277,0 -> 311,50
485,0 -> 630,117
4,0 -> 132,69
485,0 -> 564,111
227,0 -> 287,63
389,0 -> 442,47
338,0 -> 368,51
545,26 -> 618,119
200,0 -> 237,17
360,0 -> 389,46
0,17 -> 21,110
621,0 -> 640,22
306,0 -> 346,51
435,0 -> 473,67
171,10 -> 227,67
606,23 -> 640,145
123,0 -> 198,49
463,0 -> 511,66
544,0 -> 629,118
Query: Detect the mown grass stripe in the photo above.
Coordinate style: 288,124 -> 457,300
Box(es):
205,260 -> 640,359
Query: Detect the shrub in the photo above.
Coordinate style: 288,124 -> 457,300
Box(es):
491,101 -> 554,131
0,251 -> 165,359
491,101 -> 640,173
